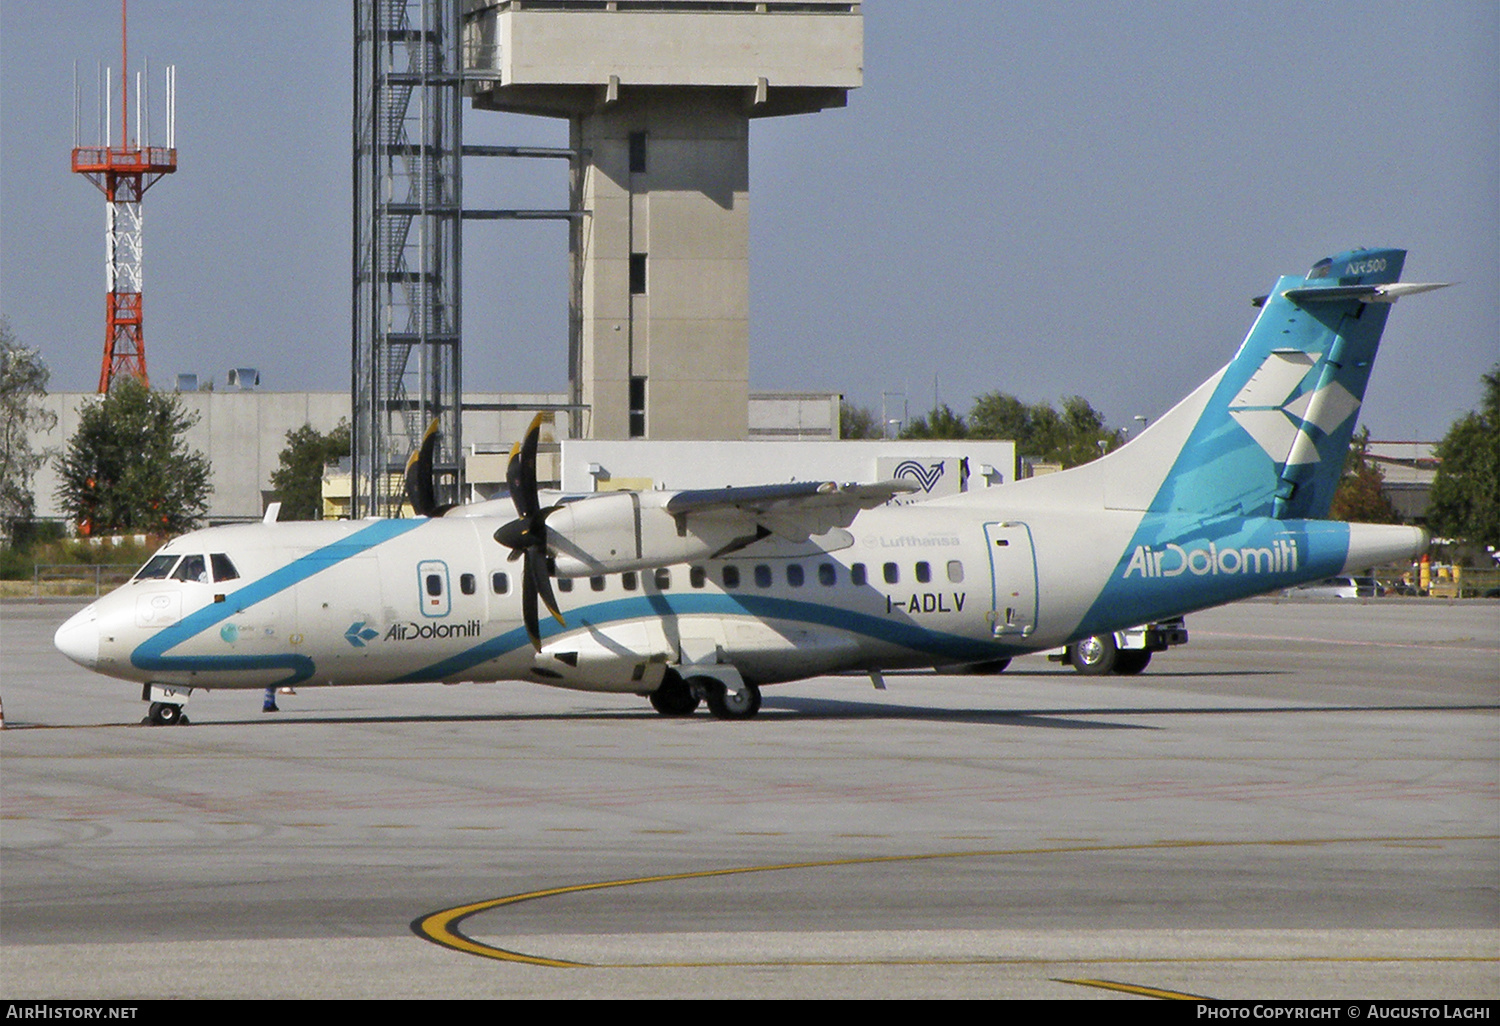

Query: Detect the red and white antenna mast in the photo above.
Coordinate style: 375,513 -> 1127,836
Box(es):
72,0 -> 177,392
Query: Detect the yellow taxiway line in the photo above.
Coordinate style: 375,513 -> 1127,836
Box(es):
413,834 -> 1499,973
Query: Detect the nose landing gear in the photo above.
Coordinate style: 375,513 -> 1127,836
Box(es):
142,685 -> 192,726
145,701 -> 187,726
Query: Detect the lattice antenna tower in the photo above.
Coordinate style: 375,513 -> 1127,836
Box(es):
72,0 -> 178,393
352,0 -> 463,517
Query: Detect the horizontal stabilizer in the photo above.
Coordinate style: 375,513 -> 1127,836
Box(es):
1280,281 -> 1453,305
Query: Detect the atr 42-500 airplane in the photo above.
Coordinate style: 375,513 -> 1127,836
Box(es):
57,249 -> 1444,724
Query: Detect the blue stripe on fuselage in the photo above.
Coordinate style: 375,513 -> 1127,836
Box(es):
395,592 -> 1007,684
130,518 -> 428,686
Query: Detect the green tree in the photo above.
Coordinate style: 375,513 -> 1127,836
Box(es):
0,320 -> 56,525
839,401 -> 882,439
968,391 -> 1120,466
1427,365 -> 1500,547
1329,426 -> 1399,523
55,377 -> 211,535
269,420 -> 350,520
899,403 -> 968,439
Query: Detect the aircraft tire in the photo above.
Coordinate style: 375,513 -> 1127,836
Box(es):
649,674 -> 700,716
1070,635 -> 1118,676
1114,650 -> 1152,675
148,702 -> 184,726
703,680 -> 761,720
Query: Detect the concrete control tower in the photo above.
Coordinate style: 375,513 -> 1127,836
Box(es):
464,0 -> 862,440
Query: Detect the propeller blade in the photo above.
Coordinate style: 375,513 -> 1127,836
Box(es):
496,413 -> 564,651
403,418 -> 459,518
507,412 -> 547,520
530,553 -> 566,626
505,440 -> 531,519
521,565 -> 541,651
403,419 -> 441,517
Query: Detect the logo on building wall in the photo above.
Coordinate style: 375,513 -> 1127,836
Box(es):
891,460 -> 946,493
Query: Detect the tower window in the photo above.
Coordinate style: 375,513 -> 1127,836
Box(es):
629,376 -> 647,438
630,253 -> 647,295
628,131 -> 647,174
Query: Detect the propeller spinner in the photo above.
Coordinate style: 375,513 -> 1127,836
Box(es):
493,413 -> 565,650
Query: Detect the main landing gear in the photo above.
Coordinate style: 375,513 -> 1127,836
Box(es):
703,679 -> 761,720
1068,634 -> 1153,676
648,672 -> 762,720
648,673 -> 700,716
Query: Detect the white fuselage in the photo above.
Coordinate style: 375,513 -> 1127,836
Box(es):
53,486 -> 1424,699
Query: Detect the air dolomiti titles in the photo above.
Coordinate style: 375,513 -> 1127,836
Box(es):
1121,539 -> 1299,579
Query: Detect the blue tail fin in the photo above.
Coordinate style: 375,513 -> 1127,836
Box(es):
1147,247 -> 1414,520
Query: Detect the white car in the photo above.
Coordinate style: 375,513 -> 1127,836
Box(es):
1286,575 -> 1379,599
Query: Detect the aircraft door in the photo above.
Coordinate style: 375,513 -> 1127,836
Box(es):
417,560 -> 451,618
984,521 -> 1038,638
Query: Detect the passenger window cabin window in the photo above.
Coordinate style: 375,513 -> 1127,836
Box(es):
460,573 -> 476,595
690,566 -> 706,589
722,566 -> 741,589
492,572 -> 510,595
947,560 -> 964,583
622,571 -> 638,592
818,563 -> 836,587
590,576 -> 606,592
754,565 -> 773,588
173,555 -> 208,582
850,563 -> 867,586
786,564 -> 804,587
654,568 -> 671,590
210,554 -> 239,582
557,577 -> 573,593
426,574 -> 443,597
915,561 -> 932,584
883,562 -> 899,584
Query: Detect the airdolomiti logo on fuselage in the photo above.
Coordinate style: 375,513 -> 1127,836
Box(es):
384,620 -> 482,641
1121,539 -> 1298,579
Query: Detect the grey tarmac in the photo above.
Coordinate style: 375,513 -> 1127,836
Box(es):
1,597 -> 1496,999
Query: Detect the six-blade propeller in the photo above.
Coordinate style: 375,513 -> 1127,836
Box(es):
492,413 -> 565,650
405,413 -> 565,651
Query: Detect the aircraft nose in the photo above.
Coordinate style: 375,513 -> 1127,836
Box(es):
54,606 -> 100,670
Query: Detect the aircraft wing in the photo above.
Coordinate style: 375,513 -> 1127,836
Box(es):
664,480 -> 918,542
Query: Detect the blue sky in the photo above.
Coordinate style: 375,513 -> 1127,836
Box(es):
2,1 -> 1495,441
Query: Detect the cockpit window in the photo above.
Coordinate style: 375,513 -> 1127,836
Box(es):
210,553 -> 239,582
134,554 -> 179,580
172,555 -> 209,582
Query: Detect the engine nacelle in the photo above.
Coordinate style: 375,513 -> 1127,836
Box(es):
545,491 -> 759,578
